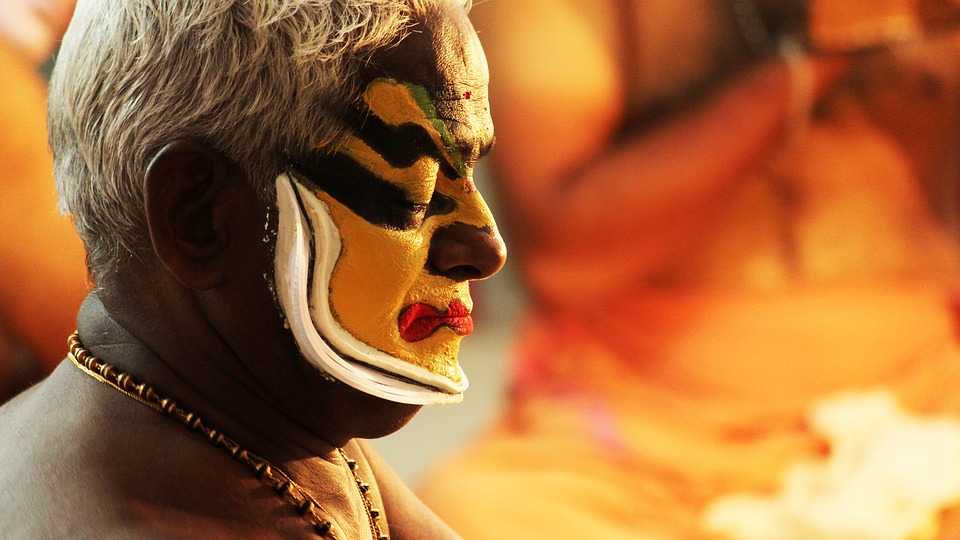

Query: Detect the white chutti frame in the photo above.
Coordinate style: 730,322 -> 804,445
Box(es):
274,173 -> 467,405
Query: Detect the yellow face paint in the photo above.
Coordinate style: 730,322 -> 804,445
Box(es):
275,70 -> 500,402
324,79 -> 496,384
273,3 -> 503,404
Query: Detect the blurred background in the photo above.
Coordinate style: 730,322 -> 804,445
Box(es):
371,166 -> 524,485
0,0 -> 88,401
11,1 -> 960,538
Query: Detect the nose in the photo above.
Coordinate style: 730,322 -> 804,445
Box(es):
427,223 -> 507,282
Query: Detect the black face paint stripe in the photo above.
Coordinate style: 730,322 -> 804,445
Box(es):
425,192 -> 456,219
290,155 -> 426,231
288,85 -> 473,230
344,106 -> 461,181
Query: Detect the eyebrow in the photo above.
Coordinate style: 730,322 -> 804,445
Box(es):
456,133 -> 496,169
352,104 -> 495,177
346,107 -> 462,180
288,156 -> 425,231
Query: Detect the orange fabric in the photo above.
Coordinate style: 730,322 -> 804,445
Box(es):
0,38 -> 87,374
417,9 -> 960,534
808,0 -> 921,51
419,281 -> 960,538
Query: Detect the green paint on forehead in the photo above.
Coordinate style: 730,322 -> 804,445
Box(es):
402,82 -> 469,178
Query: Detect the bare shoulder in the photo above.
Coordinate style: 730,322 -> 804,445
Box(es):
0,364 -> 316,538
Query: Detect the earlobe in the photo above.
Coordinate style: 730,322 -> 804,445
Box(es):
144,140 -> 233,290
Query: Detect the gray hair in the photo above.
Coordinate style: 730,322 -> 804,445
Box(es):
50,0 -> 470,281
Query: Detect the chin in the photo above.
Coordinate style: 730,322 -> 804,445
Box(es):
275,173 -> 468,405
351,392 -> 424,439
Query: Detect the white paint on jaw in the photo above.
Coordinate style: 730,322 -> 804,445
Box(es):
273,173 -> 467,405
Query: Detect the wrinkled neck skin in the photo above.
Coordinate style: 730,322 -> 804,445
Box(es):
93,257 -> 420,463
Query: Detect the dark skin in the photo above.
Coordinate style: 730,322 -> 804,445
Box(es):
0,2 -> 498,537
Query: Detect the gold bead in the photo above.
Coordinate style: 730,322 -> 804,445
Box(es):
120,375 -> 137,392
66,337 -> 354,539
161,398 -> 177,414
298,500 -> 315,515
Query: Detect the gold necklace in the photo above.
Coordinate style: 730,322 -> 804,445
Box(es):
67,332 -> 387,540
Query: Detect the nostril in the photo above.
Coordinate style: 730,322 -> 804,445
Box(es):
427,223 -> 506,281
445,265 -> 484,282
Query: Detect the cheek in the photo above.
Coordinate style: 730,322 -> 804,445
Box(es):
324,197 -> 428,326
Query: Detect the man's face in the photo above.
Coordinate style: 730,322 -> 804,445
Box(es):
275,3 -> 503,402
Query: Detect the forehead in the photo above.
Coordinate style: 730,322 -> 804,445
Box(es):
359,3 -> 492,150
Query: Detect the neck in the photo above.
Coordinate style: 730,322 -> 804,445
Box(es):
87,273 -> 416,461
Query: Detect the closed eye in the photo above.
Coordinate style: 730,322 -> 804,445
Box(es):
288,156 -> 429,231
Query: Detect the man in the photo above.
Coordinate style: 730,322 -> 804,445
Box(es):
0,0 -> 505,537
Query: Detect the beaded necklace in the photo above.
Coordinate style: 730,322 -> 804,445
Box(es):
67,332 -> 386,540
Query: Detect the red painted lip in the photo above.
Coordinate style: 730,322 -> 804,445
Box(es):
398,299 -> 473,342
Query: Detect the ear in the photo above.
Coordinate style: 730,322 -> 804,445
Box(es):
144,140 -> 236,290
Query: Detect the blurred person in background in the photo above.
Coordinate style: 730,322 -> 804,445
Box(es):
419,0 -> 960,537
0,0 -> 87,401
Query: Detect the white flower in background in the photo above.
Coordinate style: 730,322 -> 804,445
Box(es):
703,390 -> 960,540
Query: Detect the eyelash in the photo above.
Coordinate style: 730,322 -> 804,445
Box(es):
406,169 -> 441,207
406,201 -> 429,215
